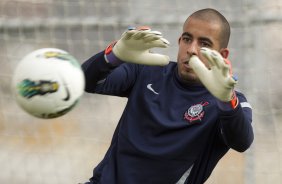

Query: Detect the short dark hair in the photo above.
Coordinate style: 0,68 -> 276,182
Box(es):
186,8 -> 231,48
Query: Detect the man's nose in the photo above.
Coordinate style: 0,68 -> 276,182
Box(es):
187,41 -> 199,56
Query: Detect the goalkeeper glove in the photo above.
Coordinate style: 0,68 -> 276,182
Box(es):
105,26 -> 170,66
189,47 -> 238,108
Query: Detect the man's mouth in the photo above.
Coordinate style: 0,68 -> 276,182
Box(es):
183,60 -> 191,69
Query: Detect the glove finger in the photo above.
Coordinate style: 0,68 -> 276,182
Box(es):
149,37 -> 170,48
200,48 -> 218,68
122,30 -> 137,40
210,50 -> 227,70
143,30 -> 165,42
130,26 -> 154,40
215,57 -> 232,78
149,30 -> 162,36
207,50 -> 236,85
223,58 -> 239,84
132,31 -> 148,40
222,64 -> 230,77
211,51 -> 224,68
226,77 -> 237,88
139,53 -> 170,66
127,26 -> 136,30
143,34 -> 162,42
136,26 -> 151,31
224,58 -> 233,75
189,55 -> 210,79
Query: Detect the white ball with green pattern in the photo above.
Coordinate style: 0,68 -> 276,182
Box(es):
12,48 -> 85,119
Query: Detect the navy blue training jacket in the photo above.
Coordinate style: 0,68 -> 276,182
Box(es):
82,51 -> 254,184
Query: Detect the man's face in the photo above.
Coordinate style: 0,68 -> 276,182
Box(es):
177,17 -> 225,84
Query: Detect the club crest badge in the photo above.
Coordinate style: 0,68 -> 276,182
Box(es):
184,102 -> 209,123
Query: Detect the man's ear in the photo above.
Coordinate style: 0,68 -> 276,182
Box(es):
220,48 -> 229,59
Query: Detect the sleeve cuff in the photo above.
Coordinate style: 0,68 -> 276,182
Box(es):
216,100 -> 236,111
104,41 -> 124,66
216,92 -> 239,111
104,51 -> 124,66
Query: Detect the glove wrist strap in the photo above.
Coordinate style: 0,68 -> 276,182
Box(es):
104,41 -> 124,66
216,91 -> 239,111
229,92 -> 239,109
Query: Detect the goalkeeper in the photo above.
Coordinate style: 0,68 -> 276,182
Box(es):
81,8 -> 254,184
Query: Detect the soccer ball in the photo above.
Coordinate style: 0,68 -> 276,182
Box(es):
12,48 -> 85,119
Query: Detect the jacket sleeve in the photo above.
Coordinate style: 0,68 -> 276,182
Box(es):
218,92 -> 254,152
81,51 -> 140,97
82,51 -> 116,93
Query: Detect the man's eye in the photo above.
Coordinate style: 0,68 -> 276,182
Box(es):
201,42 -> 211,47
182,37 -> 191,43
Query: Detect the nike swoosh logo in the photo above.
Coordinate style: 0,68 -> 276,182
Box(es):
63,86 -> 70,101
60,77 -> 71,101
147,84 -> 159,95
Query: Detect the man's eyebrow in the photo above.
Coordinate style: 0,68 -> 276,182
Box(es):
181,32 -> 191,37
199,37 -> 213,45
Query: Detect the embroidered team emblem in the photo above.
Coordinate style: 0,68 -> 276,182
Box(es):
184,102 -> 209,123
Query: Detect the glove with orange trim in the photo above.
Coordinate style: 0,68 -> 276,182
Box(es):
189,47 -> 238,109
105,26 -> 170,66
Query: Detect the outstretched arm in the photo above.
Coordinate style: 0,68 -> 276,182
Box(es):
189,48 -> 254,152
82,51 -> 115,93
218,92 -> 254,152
82,26 -> 170,95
